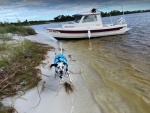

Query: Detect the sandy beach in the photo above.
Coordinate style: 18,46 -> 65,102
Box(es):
2,33 -> 101,113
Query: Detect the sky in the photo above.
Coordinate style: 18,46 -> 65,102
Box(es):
0,0 -> 150,23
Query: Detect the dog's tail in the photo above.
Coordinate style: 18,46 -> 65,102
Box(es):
59,42 -> 63,54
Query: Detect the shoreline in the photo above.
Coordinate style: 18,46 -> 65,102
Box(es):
2,33 -> 101,113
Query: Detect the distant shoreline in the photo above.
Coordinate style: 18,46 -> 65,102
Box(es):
0,9 -> 150,26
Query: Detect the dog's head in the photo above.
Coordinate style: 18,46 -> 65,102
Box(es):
50,62 -> 67,76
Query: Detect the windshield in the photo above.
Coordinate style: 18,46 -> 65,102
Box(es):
82,15 -> 97,23
74,16 -> 82,23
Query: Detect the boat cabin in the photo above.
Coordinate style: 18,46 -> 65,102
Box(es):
62,9 -> 103,29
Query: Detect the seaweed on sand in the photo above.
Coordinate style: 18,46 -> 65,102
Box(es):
64,82 -> 74,94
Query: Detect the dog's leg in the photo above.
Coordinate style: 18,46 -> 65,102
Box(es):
67,72 -> 72,83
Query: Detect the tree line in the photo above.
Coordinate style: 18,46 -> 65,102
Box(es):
53,9 -> 150,21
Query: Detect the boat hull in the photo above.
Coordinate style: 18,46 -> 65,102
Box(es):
47,25 -> 130,39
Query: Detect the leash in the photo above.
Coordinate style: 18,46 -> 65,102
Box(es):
59,42 -> 63,54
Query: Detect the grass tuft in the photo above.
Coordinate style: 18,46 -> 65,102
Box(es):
0,34 -> 12,42
0,39 -> 54,97
0,25 -> 36,36
0,38 -> 55,112
0,102 -> 15,113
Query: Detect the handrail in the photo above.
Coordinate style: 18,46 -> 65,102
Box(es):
95,3 -> 126,24
97,6 -> 113,25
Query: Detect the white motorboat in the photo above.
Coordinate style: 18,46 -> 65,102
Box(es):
47,8 -> 130,39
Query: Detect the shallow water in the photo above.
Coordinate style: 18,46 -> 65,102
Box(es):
30,12 -> 150,113
60,13 -> 150,113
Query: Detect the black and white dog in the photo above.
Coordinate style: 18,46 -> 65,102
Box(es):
50,53 -> 71,84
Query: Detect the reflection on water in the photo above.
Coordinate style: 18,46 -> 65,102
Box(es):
61,13 -> 150,113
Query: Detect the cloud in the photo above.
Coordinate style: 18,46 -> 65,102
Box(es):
0,0 -> 149,22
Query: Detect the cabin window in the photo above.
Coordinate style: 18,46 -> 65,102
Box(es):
82,15 -> 97,23
74,16 -> 82,23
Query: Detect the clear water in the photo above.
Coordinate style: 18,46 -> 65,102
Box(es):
32,12 -> 150,113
